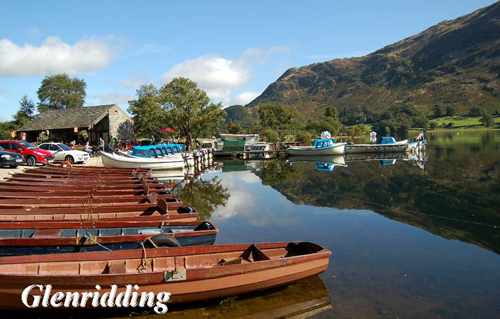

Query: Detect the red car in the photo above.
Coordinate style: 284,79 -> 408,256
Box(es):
0,140 -> 54,166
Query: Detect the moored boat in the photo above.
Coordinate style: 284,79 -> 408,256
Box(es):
101,151 -> 185,169
345,137 -> 408,153
0,220 -> 217,256
287,139 -> 346,156
0,241 -> 331,309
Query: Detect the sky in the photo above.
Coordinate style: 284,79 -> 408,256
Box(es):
0,0 -> 497,121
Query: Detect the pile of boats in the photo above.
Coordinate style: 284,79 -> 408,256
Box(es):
0,165 -> 331,311
101,143 -> 214,172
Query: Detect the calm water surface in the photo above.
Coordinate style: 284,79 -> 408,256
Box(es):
154,131 -> 500,318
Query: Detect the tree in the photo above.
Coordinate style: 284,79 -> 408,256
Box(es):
295,130 -> 312,144
258,103 -> 298,139
162,77 -> 226,150
128,84 -> 167,139
13,95 -> 35,127
445,106 -> 457,116
429,121 -> 438,130
260,127 -> 278,142
480,113 -> 494,127
226,122 -> 242,134
37,74 -> 86,112
469,107 -> 486,117
433,105 -> 444,117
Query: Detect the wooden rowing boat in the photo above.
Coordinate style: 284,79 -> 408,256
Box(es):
0,199 -> 198,221
0,242 -> 330,309
0,220 -> 217,255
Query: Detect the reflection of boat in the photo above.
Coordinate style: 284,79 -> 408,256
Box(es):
169,275 -> 331,318
151,168 -> 187,180
288,155 -> 347,172
288,138 -> 346,156
101,151 -> 185,169
0,242 -> 331,309
345,137 -> 408,153
288,155 -> 346,165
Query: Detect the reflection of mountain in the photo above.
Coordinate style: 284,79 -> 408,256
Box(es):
172,177 -> 230,220
255,143 -> 500,255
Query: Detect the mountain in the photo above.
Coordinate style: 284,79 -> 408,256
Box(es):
247,2 -> 500,117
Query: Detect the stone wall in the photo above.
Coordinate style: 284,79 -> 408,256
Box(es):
108,105 -> 134,142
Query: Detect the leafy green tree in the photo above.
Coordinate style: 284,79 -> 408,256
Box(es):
306,106 -> 341,135
0,121 -> 17,139
162,78 -> 226,150
295,130 -> 312,144
37,74 -> 86,112
260,127 -> 279,142
469,107 -> 486,117
433,104 -> 444,117
258,103 -> 298,139
480,113 -> 494,127
13,95 -> 35,127
226,122 -> 242,134
429,121 -> 438,130
128,84 -> 167,140
445,106 -> 457,116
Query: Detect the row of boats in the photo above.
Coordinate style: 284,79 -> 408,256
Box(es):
0,165 -> 331,310
101,143 -> 214,170
287,135 -> 423,156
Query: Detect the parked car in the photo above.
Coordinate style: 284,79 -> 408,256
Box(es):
0,146 -> 23,168
0,140 -> 54,166
38,142 -> 90,164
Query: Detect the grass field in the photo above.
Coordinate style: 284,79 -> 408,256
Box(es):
429,115 -> 500,129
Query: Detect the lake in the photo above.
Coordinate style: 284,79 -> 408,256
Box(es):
149,130 -> 500,318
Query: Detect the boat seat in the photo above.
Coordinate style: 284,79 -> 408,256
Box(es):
240,245 -> 271,262
106,260 -> 127,274
217,257 -> 243,266
31,229 -> 62,238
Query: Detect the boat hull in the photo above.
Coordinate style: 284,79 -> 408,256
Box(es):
287,143 -> 346,156
101,152 -> 185,169
345,140 -> 408,153
0,242 -> 330,309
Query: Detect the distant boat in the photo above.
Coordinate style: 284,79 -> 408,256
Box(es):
101,151 -> 185,169
0,241 -> 331,309
345,137 -> 408,153
287,139 -> 346,156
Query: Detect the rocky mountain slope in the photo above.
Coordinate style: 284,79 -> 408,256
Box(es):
247,2 -> 500,118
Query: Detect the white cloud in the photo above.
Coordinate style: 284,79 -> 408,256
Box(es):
121,68 -> 155,89
26,28 -> 40,37
162,54 -> 250,99
224,91 -> 261,106
161,46 -> 292,101
121,78 -> 155,89
90,93 -> 134,106
0,36 -> 121,77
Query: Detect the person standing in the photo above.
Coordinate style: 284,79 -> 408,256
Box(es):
99,137 -> 105,152
370,131 -> 377,144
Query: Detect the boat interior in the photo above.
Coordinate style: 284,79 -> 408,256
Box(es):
0,242 -> 325,275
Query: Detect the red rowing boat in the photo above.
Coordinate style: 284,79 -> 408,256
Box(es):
0,242 -> 331,309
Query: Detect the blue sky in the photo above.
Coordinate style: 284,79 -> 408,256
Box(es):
0,0 -> 497,120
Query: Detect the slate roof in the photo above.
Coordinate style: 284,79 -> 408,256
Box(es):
18,105 -> 117,132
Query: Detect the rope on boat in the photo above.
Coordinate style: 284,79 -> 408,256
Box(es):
139,242 -> 150,271
329,193 -> 499,229
84,231 -> 112,251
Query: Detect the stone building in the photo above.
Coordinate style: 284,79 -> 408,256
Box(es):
18,104 -> 134,145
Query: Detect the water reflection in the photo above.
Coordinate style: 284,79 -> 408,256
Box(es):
151,131 -> 499,318
171,176 -> 230,220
